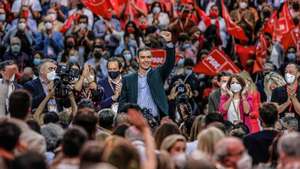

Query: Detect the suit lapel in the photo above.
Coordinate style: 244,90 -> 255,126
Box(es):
132,73 -> 138,103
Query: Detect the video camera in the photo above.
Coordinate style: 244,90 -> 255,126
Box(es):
54,64 -> 80,98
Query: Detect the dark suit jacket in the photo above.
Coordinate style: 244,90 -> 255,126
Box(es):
208,88 -> 221,113
244,130 -> 278,165
119,46 -> 175,116
24,78 -> 46,109
99,77 -> 114,108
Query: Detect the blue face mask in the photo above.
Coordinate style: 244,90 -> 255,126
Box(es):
287,53 -> 296,61
68,55 -> 79,64
33,58 -> 41,65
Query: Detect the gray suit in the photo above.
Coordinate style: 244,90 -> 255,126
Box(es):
208,88 -> 221,113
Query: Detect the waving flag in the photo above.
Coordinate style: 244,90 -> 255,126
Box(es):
221,0 -> 248,41
253,33 -> 268,73
60,13 -> 79,33
81,0 -> 114,19
193,48 -> 240,76
273,2 -> 295,41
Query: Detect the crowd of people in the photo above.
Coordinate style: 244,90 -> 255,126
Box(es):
0,0 -> 299,169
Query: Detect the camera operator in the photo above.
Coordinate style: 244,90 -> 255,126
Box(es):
74,64 -> 103,111
0,60 -> 22,117
168,79 -> 197,124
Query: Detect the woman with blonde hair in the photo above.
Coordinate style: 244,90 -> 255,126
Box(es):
239,71 -> 260,133
263,72 -> 286,102
196,127 -> 225,158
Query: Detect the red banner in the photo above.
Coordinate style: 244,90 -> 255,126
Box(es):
150,49 -> 182,68
193,49 -> 240,76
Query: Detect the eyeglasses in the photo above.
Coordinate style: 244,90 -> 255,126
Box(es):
48,67 -> 56,71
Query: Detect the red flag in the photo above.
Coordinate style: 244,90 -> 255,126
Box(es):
194,4 -> 211,27
193,48 -> 240,76
253,33 -> 268,73
221,0 -> 248,41
234,44 -> 256,68
124,0 -> 148,20
81,0 -> 113,19
273,2 -> 295,41
281,27 -> 300,51
180,0 -> 193,4
262,12 -> 277,35
60,13 -> 79,33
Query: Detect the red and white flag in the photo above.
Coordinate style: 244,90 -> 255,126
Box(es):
193,48 -> 240,76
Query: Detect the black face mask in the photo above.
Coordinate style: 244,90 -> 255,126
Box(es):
108,71 -> 120,79
94,51 -> 102,59
262,10 -> 271,19
293,17 -> 299,26
66,42 -> 75,49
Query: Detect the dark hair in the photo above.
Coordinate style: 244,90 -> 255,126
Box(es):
230,122 -> 249,139
217,72 -> 232,82
107,57 -> 122,70
0,121 -> 21,151
99,109 -> 115,130
78,99 -> 95,110
79,141 -> 104,169
150,1 -> 163,12
73,109 -> 98,140
154,122 -> 180,148
112,124 -> 129,137
26,120 -> 41,134
226,75 -> 246,92
11,151 -> 47,169
62,127 -> 88,158
184,58 -> 195,67
9,89 -> 32,120
204,113 -> 224,126
79,14 -> 88,22
43,112 -> 59,124
118,103 -> 142,113
137,47 -> 151,58
259,103 -> 278,127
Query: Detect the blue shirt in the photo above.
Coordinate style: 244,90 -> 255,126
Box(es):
137,72 -> 159,117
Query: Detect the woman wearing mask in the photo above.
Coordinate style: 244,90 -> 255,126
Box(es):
147,1 -> 170,29
74,64 -> 103,111
219,75 -> 253,130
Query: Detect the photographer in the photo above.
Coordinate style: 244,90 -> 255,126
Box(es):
74,64 -> 103,111
0,60 -> 22,117
168,79 -> 197,124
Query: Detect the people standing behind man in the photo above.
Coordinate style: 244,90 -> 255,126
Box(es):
99,58 -> 123,109
208,72 -> 231,113
119,31 -> 175,121
24,59 -> 57,110
0,60 -> 22,117
271,63 -> 300,128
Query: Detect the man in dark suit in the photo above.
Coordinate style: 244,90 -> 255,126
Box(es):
99,57 -> 123,109
119,31 -> 175,119
24,59 -> 57,111
243,103 -> 279,165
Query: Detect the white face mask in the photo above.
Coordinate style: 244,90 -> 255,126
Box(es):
237,153 -> 252,169
172,153 -> 186,169
152,6 -> 161,14
18,23 -> 26,30
47,71 -> 56,81
79,23 -> 87,30
45,22 -> 53,30
285,73 -> 296,84
230,83 -> 242,93
239,2 -> 248,9
49,13 -> 57,21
